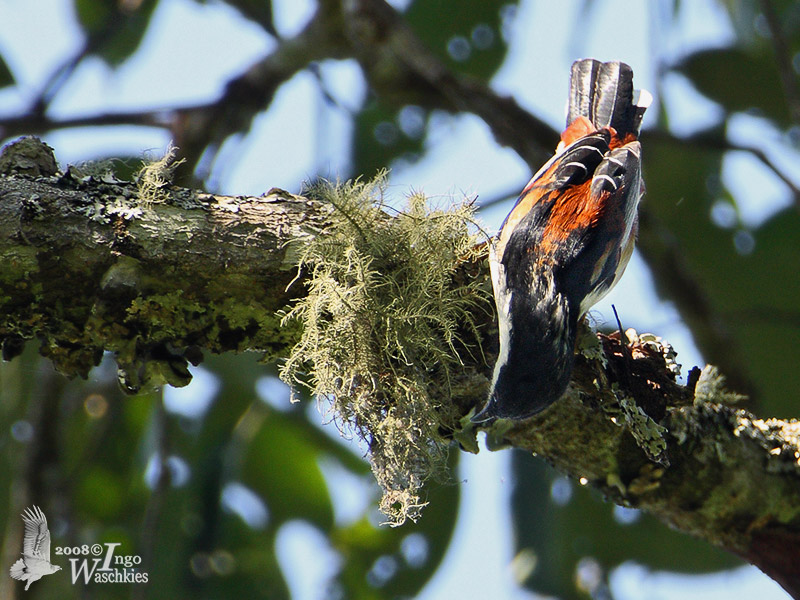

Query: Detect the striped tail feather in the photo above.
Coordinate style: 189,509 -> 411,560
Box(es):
567,59 -> 650,138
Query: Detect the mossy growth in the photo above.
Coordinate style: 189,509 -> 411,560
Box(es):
280,173 -> 489,526
136,143 -> 185,205
694,364 -> 747,406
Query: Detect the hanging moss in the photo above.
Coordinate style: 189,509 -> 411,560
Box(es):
136,143 -> 185,205
280,173 -> 490,525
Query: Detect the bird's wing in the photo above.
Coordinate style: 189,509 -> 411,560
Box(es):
495,130 -> 612,288
496,131 -> 611,255
575,141 -> 642,314
495,130 -> 642,314
21,506 -> 52,561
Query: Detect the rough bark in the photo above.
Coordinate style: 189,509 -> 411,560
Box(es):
0,0 -> 769,405
1,138 -> 800,598
0,138 -> 333,391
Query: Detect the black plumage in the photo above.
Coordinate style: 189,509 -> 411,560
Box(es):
473,59 -> 649,422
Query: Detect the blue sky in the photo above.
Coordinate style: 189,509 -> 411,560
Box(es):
0,0 -> 792,598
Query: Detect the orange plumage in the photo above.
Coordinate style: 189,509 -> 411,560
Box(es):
474,59 -> 650,422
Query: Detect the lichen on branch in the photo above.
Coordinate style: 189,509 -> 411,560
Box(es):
136,142 -> 185,206
279,173 -> 491,525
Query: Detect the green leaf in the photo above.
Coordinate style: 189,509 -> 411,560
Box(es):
240,410 -> 335,528
0,53 -> 14,89
188,0 -> 275,34
643,133 -> 800,416
223,0 -> 276,35
353,101 -> 427,178
676,47 -> 790,127
513,457 -> 739,599
73,0 -> 159,66
404,0 -> 518,80
639,130 -> 730,312
76,466 -> 127,518
718,208 -> 800,417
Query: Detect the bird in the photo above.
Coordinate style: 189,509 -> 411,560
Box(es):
9,505 -> 62,590
473,59 -> 651,422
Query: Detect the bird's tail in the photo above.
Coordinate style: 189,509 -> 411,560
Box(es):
567,59 -> 650,138
9,558 -> 27,580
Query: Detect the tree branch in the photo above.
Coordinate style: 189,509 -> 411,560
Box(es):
1,137 -> 800,596
0,1 -> 353,185
646,128 -> 800,211
506,352 -> 800,596
0,137 -> 333,389
758,0 -> 800,125
0,0 -> 559,186
339,0 -> 557,168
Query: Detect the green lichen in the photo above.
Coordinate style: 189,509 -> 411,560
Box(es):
577,321 -> 607,367
280,173 -> 489,525
733,414 -> 800,476
617,394 -> 669,466
127,292 -> 205,336
694,364 -> 746,406
0,136 -> 58,176
136,143 -> 184,206
0,247 -> 39,283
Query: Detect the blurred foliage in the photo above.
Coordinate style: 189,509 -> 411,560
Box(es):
0,349 -> 459,598
1,0 -> 800,598
678,47 -> 789,125
354,0 -> 519,178
194,0 -> 277,35
512,456 -> 740,600
74,0 -> 159,66
661,0 -> 800,418
404,0 -> 513,79
0,55 -> 13,89
643,134 -> 800,417
354,102 -> 429,180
